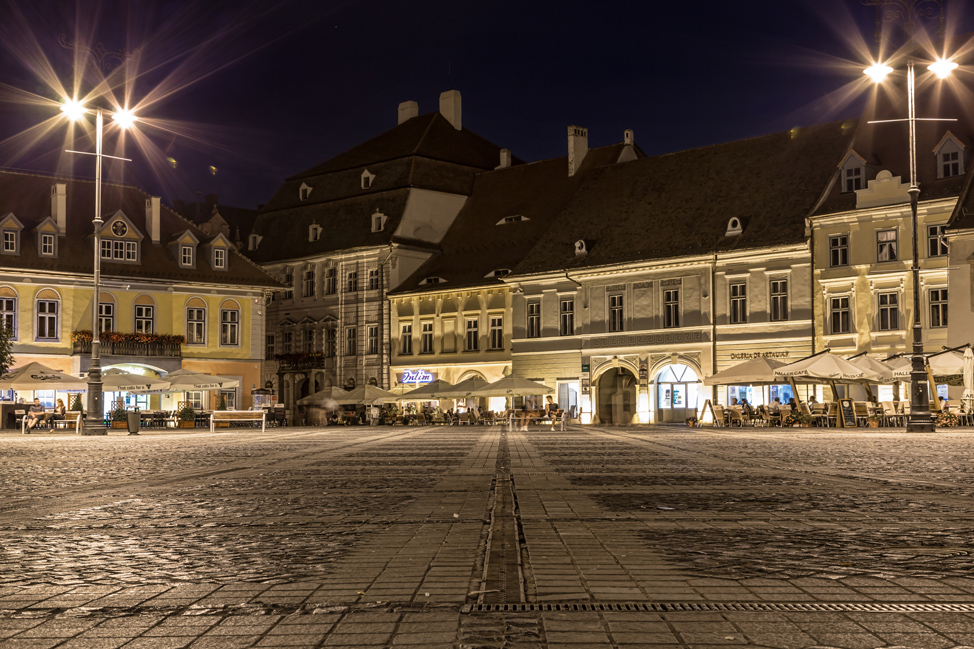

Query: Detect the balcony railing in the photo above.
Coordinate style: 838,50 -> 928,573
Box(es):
275,354 -> 332,371
72,340 -> 182,358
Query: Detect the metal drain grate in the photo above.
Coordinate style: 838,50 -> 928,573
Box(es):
462,601 -> 974,614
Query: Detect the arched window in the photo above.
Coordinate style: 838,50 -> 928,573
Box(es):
220,299 -> 240,347
133,294 -> 156,334
0,286 -> 18,338
186,297 -> 207,345
35,288 -> 60,341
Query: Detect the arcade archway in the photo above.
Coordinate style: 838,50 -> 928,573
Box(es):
596,367 -> 636,425
655,363 -> 701,423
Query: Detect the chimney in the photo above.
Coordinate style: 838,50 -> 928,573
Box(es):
439,90 -> 461,130
398,100 -> 418,125
146,196 -> 161,244
624,129 -> 634,146
51,183 -> 66,235
496,148 -> 512,169
568,125 -> 589,176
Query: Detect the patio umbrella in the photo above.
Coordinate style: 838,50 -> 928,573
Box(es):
885,352 -> 965,384
0,362 -> 88,391
297,386 -> 350,407
101,369 -> 172,394
963,347 -> 973,412
470,376 -> 554,397
774,353 -> 883,382
164,369 -> 240,391
846,355 -> 895,383
341,384 -> 398,405
398,379 -> 456,401
437,376 -> 491,398
702,357 -> 788,386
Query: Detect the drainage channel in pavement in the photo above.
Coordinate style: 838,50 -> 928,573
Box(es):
479,430 -> 526,605
464,600 -> 974,613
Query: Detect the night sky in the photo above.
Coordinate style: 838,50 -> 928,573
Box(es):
1,0 -> 972,211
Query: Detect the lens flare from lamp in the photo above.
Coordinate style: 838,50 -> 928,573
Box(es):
864,62 -> 893,83
60,98 -> 87,121
928,58 -> 958,79
112,108 -> 138,129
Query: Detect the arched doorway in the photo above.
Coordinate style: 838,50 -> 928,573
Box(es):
655,363 -> 701,423
597,367 -> 636,424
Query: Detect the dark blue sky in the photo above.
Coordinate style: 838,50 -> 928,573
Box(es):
1,0 -> 972,210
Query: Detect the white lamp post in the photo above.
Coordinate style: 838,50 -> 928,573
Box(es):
60,99 -> 137,435
864,57 -> 956,432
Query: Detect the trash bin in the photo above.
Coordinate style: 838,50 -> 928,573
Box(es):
126,409 -> 141,434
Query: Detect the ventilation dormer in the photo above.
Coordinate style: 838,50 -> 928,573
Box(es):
299,182 -> 313,201
371,210 -> 387,232
248,233 -> 263,251
496,215 -> 529,225
933,131 -> 967,179
361,169 -> 375,189
574,239 -> 588,256
725,217 -> 743,236
419,276 -> 446,286
309,223 -> 322,241
485,269 -> 511,279
838,150 -> 868,193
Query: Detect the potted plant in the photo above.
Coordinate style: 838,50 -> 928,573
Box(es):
685,416 -> 698,427
867,413 -> 884,428
935,410 -> 958,428
177,405 -> 196,428
783,412 -> 813,428
67,394 -> 84,429
110,404 -> 127,429
214,395 -> 229,427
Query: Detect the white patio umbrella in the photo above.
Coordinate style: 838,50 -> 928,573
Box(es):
0,362 -> 89,391
702,357 -> 788,386
847,355 -> 895,383
774,353 -> 883,382
963,347 -> 973,412
164,369 -> 240,391
885,351 -> 965,383
341,384 -> 398,405
102,369 -> 172,394
398,379 -> 456,401
297,386 -> 350,407
470,376 -> 554,397
437,376 -> 491,398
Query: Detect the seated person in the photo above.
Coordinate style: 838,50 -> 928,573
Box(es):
768,397 -> 782,413
787,397 -> 798,411
544,395 -> 560,429
26,398 -> 46,430
939,396 -> 950,412
518,396 -> 540,431
50,398 -> 67,424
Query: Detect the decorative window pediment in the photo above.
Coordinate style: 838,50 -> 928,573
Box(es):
933,131 -> 966,179
100,211 -> 143,263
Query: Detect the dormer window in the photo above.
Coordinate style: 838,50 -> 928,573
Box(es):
934,132 -> 966,179
248,234 -> 262,250
485,269 -> 511,278
101,239 -> 138,261
420,277 -> 445,286
371,210 -> 386,232
213,248 -> 226,270
309,224 -> 322,241
844,166 -> 862,192
180,245 -> 194,267
725,217 -> 743,237
839,151 -> 867,193
496,215 -> 529,225
299,182 -> 313,201
361,169 -> 375,189
40,233 -> 55,257
2,231 -> 17,254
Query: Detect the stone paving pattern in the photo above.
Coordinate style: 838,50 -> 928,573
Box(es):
2,425 -> 974,648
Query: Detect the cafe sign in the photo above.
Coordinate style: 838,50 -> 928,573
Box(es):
730,351 -> 790,360
401,369 -> 434,383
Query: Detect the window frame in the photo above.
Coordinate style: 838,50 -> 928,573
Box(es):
729,281 -> 747,324
829,295 -> 851,334
608,294 -> 624,332
526,302 -> 540,339
927,224 -> 948,257
560,299 -> 574,336
929,287 -> 948,328
368,269 -> 379,291
220,308 -> 240,347
213,247 -> 226,270
843,165 -> 863,192
35,298 -> 59,341
488,315 -> 504,351
663,289 -> 680,328
877,229 -> 898,263
344,326 -> 356,357
400,323 -> 413,355
367,324 -> 379,355
941,150 -> 960,178
465,318 -> 479,352
324,267 -> 337,295
346,271 -> 358,293
265,334 -> 275,359
302,268 -> 316,298
0,295 -> 16,338
134,304 -> 154,334
40,233 -> 55,257
420,321 -> 434,354
98,301 -> 115,334
770,279 -> 789,322
2,230 -> 18,254
829,234 -> 849,267
180,245 -> 194,267
877,291 -> 899,331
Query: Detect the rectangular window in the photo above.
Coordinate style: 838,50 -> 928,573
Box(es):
663,290 -> 680,328
368,269 -> 379,291
345,327 -> 356,356
187,391 -> 204,410
930,288 -> 948,328
0,297 -> 15,336
185,308 -> 205,344
560,299 -> 574,336
220,390 -> 236,410
877,229 -> 897,262
943,150 -> 960,177
465,318 -> 479,351
101,239 -> 112,259
829,235 -> 849,267
303,268 -> 315,298
346,271 -> 358,292
421,321 -> 434,354
181,245 -> 194,266
878,292 -> 899,331
844,166 -> 862,192
213,248 -> 226,269
608,294 -> 623,332
220,309 -> 239,346
526,302 -> 540,338
729,282 -> 747,324
770,279 -> 789,322
125,241 -> 137,261
282,331 -> 292,354
928,224 -> 948,257
98,302 -> 115,333
367,324 -> 378,355
40,234 -> 54,256
324,267 -> 336,294
36,300 -> 58,340
325,327 -> 336,357
830,296 -> 851,334
489,316 -> 503,350
113,240 -> 124,259
400,324 -> 412,355
2,231 -> 16,252
265,334 -> 275,358
304,329 -> 315,353
283,269 -> 293,300
135,305 -> 154,334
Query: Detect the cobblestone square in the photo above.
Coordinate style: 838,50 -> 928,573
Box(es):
3,425 -> 974,648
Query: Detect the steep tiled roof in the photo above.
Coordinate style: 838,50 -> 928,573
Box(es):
0,169 -> 279,287
513,119 -> 856,275
946,163 -> 974,230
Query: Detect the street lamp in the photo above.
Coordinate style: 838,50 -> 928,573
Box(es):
60,98 -> 137,435
864,57 -> 956,432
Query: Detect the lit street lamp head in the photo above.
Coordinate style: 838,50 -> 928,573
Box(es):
112,107 -> 137,129
928,57 -> 958,78
864,62 -> 893,83
60,98 -> 88,121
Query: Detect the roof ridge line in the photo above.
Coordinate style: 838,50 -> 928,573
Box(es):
413,112 -> 439,156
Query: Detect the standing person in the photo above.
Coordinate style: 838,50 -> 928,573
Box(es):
25,398 -> 46,430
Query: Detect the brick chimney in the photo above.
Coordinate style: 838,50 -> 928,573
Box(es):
51,183 -> 66,235
398,100 -> 418,125
439,90 -> 461,130
624,129 -> 634,146
496,149 -> 512,169
145,196 -> 161,244
568,126 -> 588,176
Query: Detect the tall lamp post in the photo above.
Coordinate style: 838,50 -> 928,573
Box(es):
60,99 -> 137,435
864,56 -> 956,432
